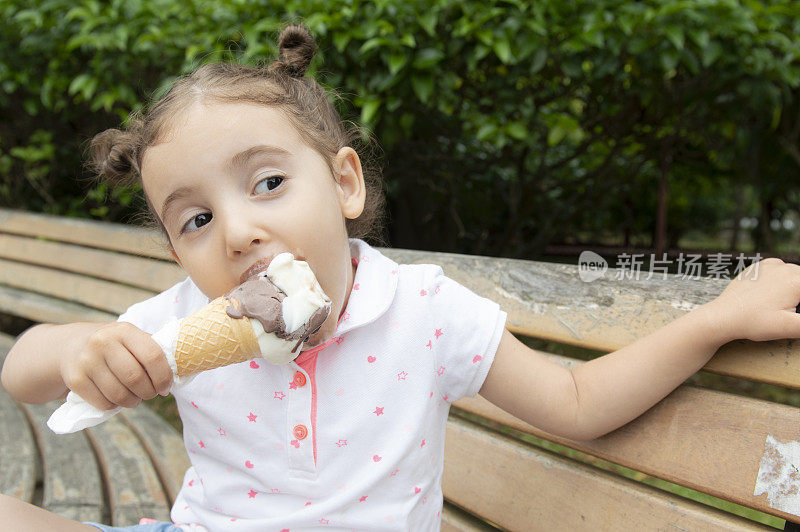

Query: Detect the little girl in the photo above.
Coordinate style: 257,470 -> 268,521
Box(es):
3,24 -> 800,532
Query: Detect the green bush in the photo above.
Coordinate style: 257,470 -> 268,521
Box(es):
1,0 -> 799,256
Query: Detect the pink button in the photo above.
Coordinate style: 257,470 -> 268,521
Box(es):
293,424 -> 308,440
293,371 -> 307,387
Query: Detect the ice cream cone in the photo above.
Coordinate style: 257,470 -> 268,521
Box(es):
174,296 -> 260,376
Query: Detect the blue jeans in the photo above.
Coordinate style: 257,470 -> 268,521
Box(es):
84,522 -> 183,532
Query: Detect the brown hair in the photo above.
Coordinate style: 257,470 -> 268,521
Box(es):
86,24 -> 386,250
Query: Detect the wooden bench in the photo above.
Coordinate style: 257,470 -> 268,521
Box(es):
0,207 -> 798,531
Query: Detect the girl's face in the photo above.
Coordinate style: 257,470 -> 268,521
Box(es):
140,100 -> 366,347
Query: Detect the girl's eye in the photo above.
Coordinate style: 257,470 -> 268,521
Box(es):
254,174 -> 284,194
181,212 -> 212,234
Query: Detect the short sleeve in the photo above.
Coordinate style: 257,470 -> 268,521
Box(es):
117,276 -> 209,334
423,266 -> 507,403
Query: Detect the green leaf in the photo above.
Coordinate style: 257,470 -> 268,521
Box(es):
411,75 -> 434,104
530,47 -> 547,73
660,49 -> 680,72
360,37 -> 391,54
387,52 -> 408,75
400,34 -> 416,48
493,39 -> 512,64
360,98 -> 381,126
68,74 -> 92,97
689,29 -> 709,48
701,41 -> 723,67
476,123 -> 498,142
333,33 -> 350,52
419,12 -> 437,36
547,124 -> 567,146
506,122 -> 527,140
412,48 -> 444,69
665,26 -> 684,50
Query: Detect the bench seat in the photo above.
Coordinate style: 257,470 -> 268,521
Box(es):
1,207 -> 798,530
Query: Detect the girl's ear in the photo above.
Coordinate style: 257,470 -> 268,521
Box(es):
335,147 -> 366,219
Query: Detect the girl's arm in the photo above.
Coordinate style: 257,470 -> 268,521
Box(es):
1,321 -> 172,408
479,257 -> 800,441
2,322 -> 106,404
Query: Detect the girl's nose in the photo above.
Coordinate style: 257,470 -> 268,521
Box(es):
222,211 -> 270,257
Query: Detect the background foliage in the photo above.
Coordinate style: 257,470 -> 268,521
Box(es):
1,0 -> 800,258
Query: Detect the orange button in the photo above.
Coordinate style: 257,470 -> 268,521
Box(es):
293,424 -> 308,440
293,371 -> 307,387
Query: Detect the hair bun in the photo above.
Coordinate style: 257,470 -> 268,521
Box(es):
273,24 -> 316,78
88,128 -> 136,184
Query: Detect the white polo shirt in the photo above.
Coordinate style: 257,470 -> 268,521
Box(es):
118,239 -> 507,531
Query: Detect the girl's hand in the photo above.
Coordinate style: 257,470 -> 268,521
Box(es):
706,257 -> 800,343
58,322 -> 173,410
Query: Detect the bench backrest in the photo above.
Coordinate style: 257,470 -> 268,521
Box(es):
1,207 -> 797,531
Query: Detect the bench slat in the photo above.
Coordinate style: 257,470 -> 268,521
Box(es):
0,257 -> 155,316
0,208 -> 170,260
0,332 -> 17,354
0,233 -> 185,293
0,285 -> 114,324
455,349 -> 800,524
21,401 -> 105,523
443,416 -> 774,531
119,406 -> 191,505
0,383 -> 37,503
383,248 -> 800,391
85,416 -> 172,526
440,501 -> 496,531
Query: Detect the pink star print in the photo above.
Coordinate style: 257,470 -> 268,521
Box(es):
434,328 -> 443,339
353,283 -> 360,290
274,391 -> 285,400
247,412 -> 257,422
390,468 -> 399,477
319,518 -> 330,525
289,381 -> 298,390
247,489 -> 257,498
397,371 -> 407,381
426,340 -> 432,350
218,428 -> 226,436
391,269 -> 398,275
190,401 -> 199,408
420,289 -> 427,296
198,440 -> 205,448
436,366 -> 445,376
421,439 -> 426,447
343,311 -> 351,321
334,336 -> 344,345
336,439 -> 348,447
359,496 -> 368,502
374,406 -> 384,416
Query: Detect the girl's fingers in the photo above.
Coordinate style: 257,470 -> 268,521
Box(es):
67,377 -> 117,411
105,344 -> 158,402
88,362 -> 142,409
120,331 -> 173,396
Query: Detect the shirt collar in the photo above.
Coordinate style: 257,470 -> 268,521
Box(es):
334,238 -> 399,337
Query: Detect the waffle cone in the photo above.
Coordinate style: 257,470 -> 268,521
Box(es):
174,296 -> 260,377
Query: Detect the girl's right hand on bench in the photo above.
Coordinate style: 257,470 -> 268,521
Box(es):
59,322 -> 173,411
